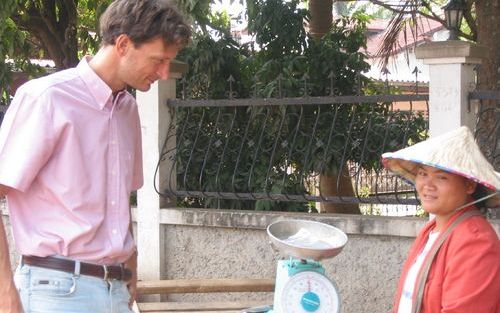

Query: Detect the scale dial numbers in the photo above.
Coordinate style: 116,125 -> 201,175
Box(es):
280,271 -> 340,313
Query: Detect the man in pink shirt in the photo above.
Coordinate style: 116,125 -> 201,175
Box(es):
0,1 -> 191,312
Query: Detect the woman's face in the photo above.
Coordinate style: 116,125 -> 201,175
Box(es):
415,165 -> 476,216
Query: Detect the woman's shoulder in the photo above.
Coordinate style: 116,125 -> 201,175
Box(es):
448,215 -> 499,248
461,214 -> 497,234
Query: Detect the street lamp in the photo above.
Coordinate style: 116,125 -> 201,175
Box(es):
443,0 -> 466,40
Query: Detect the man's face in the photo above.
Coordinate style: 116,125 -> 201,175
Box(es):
119,36 -> 180,91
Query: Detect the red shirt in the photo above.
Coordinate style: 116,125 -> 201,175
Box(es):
392,207 -> 500,313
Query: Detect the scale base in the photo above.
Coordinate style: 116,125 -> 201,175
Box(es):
239,304 -> 273,313
269,259 -> 340,313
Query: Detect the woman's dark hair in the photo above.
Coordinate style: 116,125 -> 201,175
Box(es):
471,184 -> 489,208
99,0 -> 191,48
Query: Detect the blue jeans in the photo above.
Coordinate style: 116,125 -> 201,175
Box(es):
14,263 -> 133,313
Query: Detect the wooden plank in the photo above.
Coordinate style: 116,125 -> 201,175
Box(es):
138,300 -> 271,312
137,310 -> 241,313
137,278 -> 275,295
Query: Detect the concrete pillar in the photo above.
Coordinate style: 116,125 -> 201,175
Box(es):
415,41 -> 488,137
136,61 -> 187,282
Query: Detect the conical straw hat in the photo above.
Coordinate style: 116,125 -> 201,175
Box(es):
382,126 -> 500,206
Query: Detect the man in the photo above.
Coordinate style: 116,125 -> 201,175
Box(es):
0,1 -> 191,312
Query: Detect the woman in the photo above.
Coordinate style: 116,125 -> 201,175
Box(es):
382,126 -> 500,313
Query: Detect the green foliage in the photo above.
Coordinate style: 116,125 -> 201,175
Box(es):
176,0 -> 211,31
173,0 -> 427,211
0,0 -> 20,105
247,0 -> 308,59
0,0 -> 109,105
178,33 -> 249,99
77,0 -> 112,57
415,205 -> 428,217
0,16 -> 46,88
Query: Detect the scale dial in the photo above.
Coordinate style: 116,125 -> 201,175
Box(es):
280,270 -> 340,313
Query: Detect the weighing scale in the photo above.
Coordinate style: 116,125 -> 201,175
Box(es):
242,219 -> 348,313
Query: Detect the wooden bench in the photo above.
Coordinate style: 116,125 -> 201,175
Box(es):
135,278 -> 275,313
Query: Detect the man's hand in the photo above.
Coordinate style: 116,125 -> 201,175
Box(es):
1,194 -> 24,313
0,282 -> 24,313
124,250 -> 138,309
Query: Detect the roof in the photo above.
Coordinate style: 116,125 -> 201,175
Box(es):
366,19 -> 389,32
363,17 -> 445,57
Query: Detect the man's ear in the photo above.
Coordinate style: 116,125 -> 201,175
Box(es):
115,34 -> 132,56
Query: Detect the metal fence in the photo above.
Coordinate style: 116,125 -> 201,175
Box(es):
156,77 -> 430,214
0,84 -> 12,124
470,90 -> 500,218
0,105 -> 7,125
470,90 -> 500,169
0,81 -> 496,216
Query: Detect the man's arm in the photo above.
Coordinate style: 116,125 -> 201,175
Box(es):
0,184 -> 24,313
125,205 -> 138,309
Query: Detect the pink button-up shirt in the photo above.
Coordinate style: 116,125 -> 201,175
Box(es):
0,57 -> 143,265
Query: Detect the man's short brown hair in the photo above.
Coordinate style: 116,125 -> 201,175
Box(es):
99,0 -> 191,47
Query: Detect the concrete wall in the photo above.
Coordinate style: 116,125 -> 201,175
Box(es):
159,222 -> 413,312
1,200 -> 19,271
140,207 -> 500,313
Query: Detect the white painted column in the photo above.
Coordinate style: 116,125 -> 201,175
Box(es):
415,41 -> 487,137
415,41 -> 487,221
135,61 -> 186,282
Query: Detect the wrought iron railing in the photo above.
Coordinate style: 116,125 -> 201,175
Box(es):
155,90 -> 429,213
470,90 -> 500,170
0,105 -> 8,125
469,90 -> 500,219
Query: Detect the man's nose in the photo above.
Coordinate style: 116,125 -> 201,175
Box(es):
156,61 -> 171,80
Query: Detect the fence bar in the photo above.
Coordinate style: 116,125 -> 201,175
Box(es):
168,94 -> 429,108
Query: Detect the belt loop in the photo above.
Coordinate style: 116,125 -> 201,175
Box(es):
120,264 -> 124,281
73,260 -> 81,277
102,265 -> 109,281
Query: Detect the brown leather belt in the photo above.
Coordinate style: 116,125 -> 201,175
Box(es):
22,255 -> 132,281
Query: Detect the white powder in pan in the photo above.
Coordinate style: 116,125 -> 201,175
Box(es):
283,228 -> 344,249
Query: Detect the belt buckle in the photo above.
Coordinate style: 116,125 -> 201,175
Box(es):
102,265 -> 109,281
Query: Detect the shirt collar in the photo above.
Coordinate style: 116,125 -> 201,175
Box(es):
77,56 -> 113,110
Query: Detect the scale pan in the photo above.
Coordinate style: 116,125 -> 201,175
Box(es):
267,219 -> 347,260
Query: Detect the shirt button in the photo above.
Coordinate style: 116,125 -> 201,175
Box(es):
111,171 -> 116,176
111,200 -> 116,206
112,229 -> 118,235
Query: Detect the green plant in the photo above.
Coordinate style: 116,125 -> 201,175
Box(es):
172,0 -> 427,212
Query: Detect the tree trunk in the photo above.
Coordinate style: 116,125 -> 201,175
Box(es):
308,0 -> 361,214
475,1 -> 499,91
318,165 -> 361,214
308,0 -> 333,40
13,0 -> 79,69
475,0 -> 499,166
